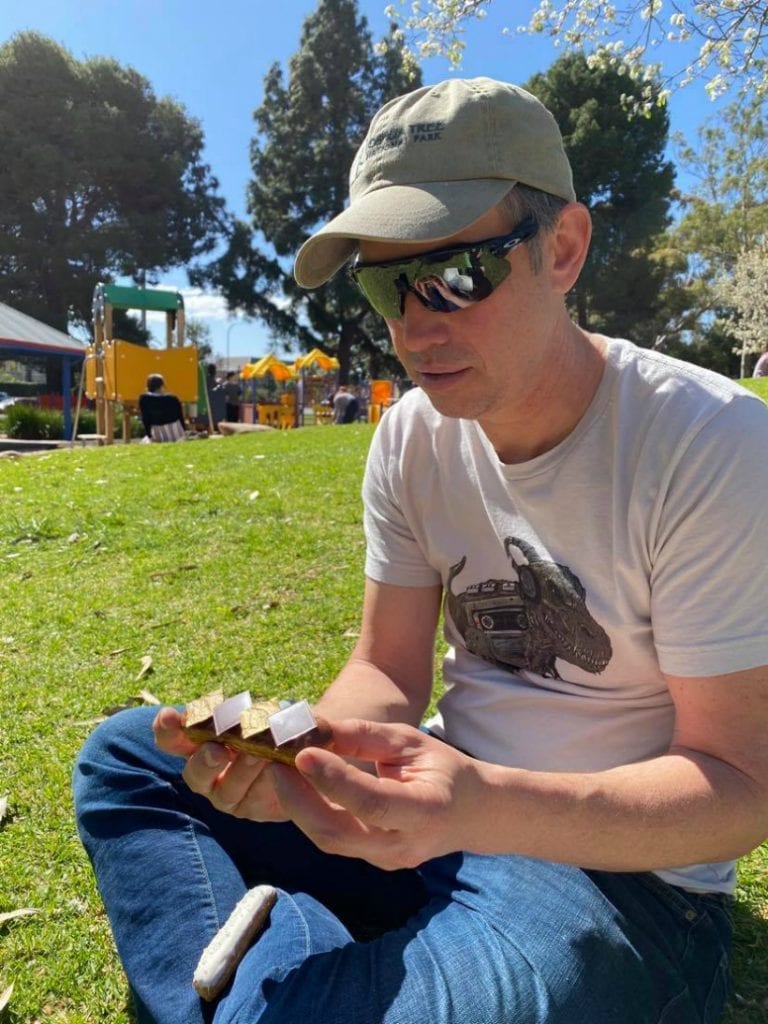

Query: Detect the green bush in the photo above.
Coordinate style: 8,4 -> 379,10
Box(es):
5,403 -> 64,439
74,409 -> 98,435
74,407 -> 146,439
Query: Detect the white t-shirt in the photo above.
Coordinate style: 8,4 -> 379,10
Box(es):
363,337 -> 768,893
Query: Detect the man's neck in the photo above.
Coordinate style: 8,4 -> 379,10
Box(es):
481,327 -> 607,465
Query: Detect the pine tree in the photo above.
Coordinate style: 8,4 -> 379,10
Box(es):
526,54 -> 675,344
200,0 -> 421,380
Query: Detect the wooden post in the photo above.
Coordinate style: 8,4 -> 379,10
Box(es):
105,397 -> 115,446
94,315 -> 106,438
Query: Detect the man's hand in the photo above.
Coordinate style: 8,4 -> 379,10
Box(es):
271,719 -> 485,870
153,707 -> 289,822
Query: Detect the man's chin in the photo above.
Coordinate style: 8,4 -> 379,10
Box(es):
420,389 -> 485,421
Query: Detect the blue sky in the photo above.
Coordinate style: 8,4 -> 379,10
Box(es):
0,0 -> 725,362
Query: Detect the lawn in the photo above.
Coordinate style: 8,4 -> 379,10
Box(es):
1,426 -> 766,1022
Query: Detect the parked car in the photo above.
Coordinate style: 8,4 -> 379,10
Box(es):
0,391 -> 17,412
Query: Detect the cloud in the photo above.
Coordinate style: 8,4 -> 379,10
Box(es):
180,288 -> 232,321
145,287 -> 230,324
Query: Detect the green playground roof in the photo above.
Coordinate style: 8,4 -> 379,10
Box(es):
96,284 -> 185,313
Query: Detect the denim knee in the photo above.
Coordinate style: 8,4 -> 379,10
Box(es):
73,705 -> 168,819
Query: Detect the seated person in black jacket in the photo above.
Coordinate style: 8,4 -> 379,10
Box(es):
138,374 -> 186,442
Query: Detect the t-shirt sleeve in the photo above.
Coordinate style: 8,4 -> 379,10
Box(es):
362,417 -> 442,588
651,393 -> 768,676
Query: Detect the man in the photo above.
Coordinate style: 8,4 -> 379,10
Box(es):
223,370 -> 242,422
74,78 -> 768,1023
332,384 -> 360,424
138,373 -> 186,442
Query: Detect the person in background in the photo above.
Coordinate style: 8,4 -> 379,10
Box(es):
138,373 -> 186,443
75,77 -> 768,1024
223,371 -> 241,422
205,363 -> 227,430
332,384 -> 360,424
753,352 -> 768,377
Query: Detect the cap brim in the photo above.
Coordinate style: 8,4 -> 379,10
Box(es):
294,179 -> 516,288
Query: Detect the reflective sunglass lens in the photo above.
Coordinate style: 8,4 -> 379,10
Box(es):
352,219 -> 537,319
411,263 -> 497,311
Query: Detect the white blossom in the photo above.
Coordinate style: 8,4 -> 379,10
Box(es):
388,0 -> 768,110
717,245 -> 768,372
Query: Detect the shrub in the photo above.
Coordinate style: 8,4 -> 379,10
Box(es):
75,408 -> 146,439
5,404 -> 64,439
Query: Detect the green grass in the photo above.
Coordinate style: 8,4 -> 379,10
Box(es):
1,426 -> 767,1022
738,378 -> 768,404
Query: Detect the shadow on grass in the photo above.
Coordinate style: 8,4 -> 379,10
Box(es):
724,900 -> 768,1023
123,994 -> 138,1023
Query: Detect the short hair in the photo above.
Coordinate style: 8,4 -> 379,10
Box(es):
499,185 -> 569,273
146,373 -> 165,393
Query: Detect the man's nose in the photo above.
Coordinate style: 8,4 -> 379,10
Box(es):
397,294 -> 452,352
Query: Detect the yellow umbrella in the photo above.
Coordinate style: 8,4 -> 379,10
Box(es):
241,353 -> 295,381
293,348 -> 339,373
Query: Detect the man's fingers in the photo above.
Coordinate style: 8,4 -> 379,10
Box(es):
324,718 -> 426,764
207,752 -> 270,809
292,747 -> 403,829
153,706 -> 199,758
182,741 -> 232,794
272,760 -> 424,870
272,761 -> 381,845
153,706 -> 287,821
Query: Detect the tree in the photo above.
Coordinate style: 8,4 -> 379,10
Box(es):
660,319 -> 742,379
198,0 -> 421,381
673,98 -> 768,279
386,0 -> 768,109
0,32 -> 227,335
716,246 -> 768,376
112,310 -> 152,347
524,54 -> 675,342
185,318 -> 214,362
656,98 -> 768,373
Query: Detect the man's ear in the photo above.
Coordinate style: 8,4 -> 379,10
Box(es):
549,203 -> 592,295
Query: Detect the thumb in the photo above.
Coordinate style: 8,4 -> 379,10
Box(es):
324,718 -> 426,765
153,706 -> 199,758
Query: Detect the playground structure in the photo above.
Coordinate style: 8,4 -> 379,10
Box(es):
84,284 -> 199,444
293,348 -> 340,427
238,348 -> 342,428
240,353 -> 296,428
237,348 -> 396,428
368,378 -> 394,423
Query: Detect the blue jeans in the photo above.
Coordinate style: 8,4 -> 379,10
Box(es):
73,707 -> 732,1024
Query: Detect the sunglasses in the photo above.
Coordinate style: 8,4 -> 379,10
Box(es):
350,217 -> 539,320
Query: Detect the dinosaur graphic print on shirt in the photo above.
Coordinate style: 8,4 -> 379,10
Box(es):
445,536 -> 612,679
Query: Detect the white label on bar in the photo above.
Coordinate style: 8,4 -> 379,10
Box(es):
268,701 -> 316,747
212,691 -> 252,736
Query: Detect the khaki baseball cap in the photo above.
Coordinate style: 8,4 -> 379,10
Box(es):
294,76 -> 575,289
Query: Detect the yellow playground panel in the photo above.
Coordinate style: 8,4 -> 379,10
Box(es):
86,283 -> 198,444
85,342 -> 198,404
369,379 -> 394,423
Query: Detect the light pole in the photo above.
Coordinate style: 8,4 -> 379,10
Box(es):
225,319 -> 248,371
